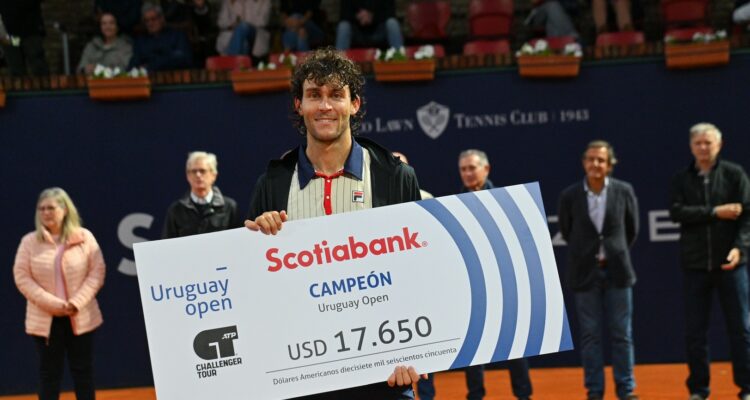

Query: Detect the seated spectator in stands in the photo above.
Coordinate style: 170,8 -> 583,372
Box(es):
592,0 -> 633,33
162,0 -> 192,24
280,0 -> 325,51
129,3 -> 193,71
190,0 -> 219,65
733,0 -> 750,26
0,0 -> 49,76
525,0 -> 579,38
77,13 -> 133,75
335,0 -> 404,50
95,0 -> 142,35
216,0 -> 271,59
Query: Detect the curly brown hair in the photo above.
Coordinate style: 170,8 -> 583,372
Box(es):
290,47 -> 366,136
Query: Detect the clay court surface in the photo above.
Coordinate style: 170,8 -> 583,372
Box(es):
1,362 -> 739,400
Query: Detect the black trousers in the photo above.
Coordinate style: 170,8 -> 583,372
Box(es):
34,317 -> 95,400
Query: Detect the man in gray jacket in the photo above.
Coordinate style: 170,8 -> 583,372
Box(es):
558,140 -> 639,400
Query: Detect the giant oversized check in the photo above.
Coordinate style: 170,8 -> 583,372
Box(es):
135,182 -> 573,399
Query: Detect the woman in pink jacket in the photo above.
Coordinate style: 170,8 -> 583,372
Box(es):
13,187 -> 105,400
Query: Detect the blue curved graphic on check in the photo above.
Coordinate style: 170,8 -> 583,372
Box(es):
525,183 -> 547,221
417,199 -> 487,369
491,189 -> 547,357
458,193 -> 518,362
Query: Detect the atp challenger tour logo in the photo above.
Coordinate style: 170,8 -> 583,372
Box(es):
417,101 -> 450,139
266,227 -> 427,271
193,326 -> 242,379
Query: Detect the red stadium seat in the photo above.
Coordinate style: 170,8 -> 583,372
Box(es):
406,1 -> 452,41
528,35 -> 577,50
205,55 -> 252,71
595,31 -> 646,46
345,48 -> 378,63
404,44 -> 446,59
468,0 -> 514,38
661,0 -> 709,28
463,39 -> 511,55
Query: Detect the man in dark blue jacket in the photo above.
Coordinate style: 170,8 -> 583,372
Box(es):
558,140 -> 639,400
669,123 -> 750,400
129,3 -> 192,71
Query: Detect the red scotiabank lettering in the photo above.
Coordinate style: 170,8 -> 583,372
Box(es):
266,227 -> 422,272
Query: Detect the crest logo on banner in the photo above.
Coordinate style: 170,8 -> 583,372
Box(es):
417,101 -> 450,139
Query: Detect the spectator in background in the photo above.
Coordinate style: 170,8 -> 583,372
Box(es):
162,151 -> 242,239
669,123 -> 750,400
0,0 -> 49,76
335,0 -> 404,50
280,0 -> 325,52
77,12 -> 133,74
525,0 -> 579,38
162,0 -> 191,24
95,0 -> 142,35
558,141 -> 640,400
418,150 -> 533,400
13,187 -> 105,400
592,0 -> 633,33
189,0 -> 219,66
733,0 -> 750,26
216,0 -> 271,61
129,3 -> 193,71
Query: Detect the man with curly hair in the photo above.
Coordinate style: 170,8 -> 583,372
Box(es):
245,47 -> 423,399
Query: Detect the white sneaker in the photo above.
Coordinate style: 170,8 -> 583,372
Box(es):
688,395 -> 707,400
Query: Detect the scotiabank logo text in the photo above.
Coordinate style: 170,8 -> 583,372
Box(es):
266,227 -> 424,272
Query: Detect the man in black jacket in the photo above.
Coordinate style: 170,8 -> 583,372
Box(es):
162,151 -> 241,238
670,123 -> 750,400
245,47 -> 422,400
558,141 -> 639,400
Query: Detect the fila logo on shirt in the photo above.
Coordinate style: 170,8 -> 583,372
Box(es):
352,190 -> 365,203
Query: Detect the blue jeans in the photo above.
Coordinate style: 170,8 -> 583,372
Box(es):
335,17 -> 404,50
574,268 -> 635,399
225,22 -> 256,56
282,14 -> 324,52
683,265 -> 750,398
417,359 -> 531,399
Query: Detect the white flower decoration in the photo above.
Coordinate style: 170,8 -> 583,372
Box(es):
94,64 -> 106,76
414,45 -> 435,60
533,40 -> 549,52
564,43 -> 582,57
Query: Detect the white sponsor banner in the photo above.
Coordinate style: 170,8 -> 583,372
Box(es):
135,182 -> 572,400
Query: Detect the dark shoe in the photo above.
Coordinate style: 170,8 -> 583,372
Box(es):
587,395 -> 603,400
621,394 -> 639,400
